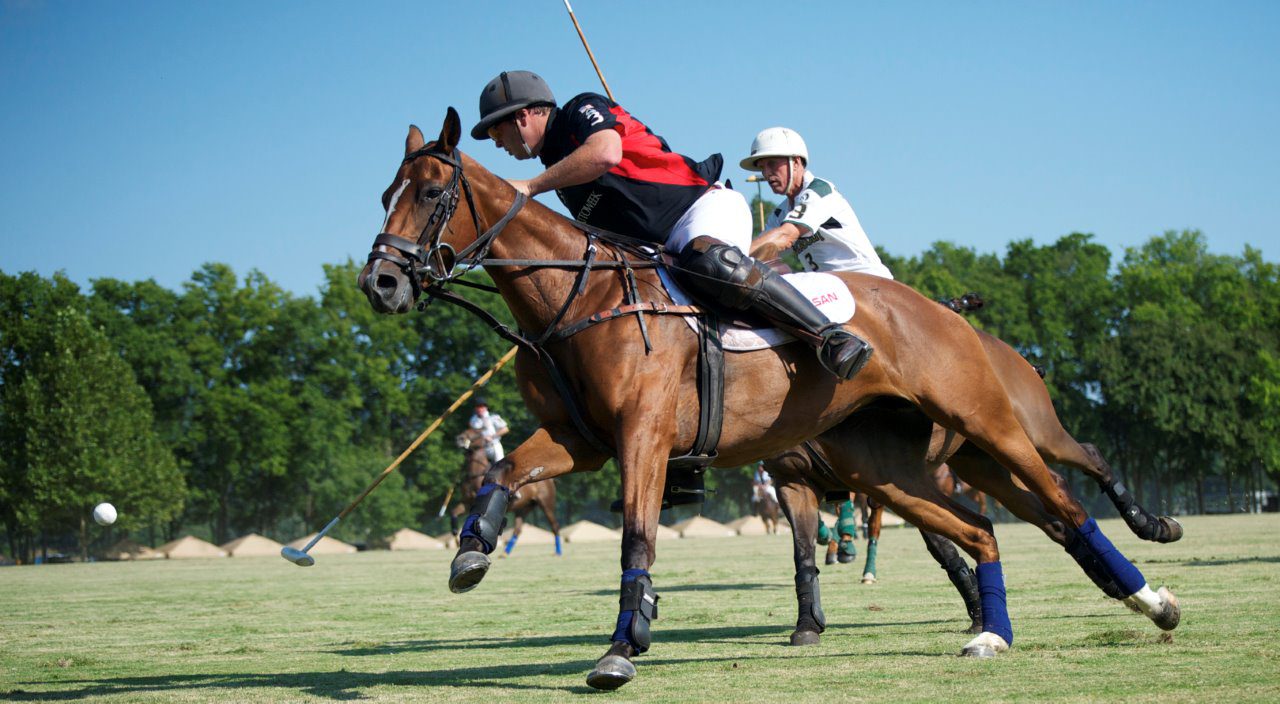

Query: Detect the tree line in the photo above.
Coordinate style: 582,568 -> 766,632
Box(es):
2,228 -> 1277,562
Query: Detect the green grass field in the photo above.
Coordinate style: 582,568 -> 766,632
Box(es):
3,514 -> 1279,703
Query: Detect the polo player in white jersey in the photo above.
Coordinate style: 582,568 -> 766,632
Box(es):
743,127 -> 893,279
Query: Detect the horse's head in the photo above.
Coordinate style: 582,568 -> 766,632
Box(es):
456,428 -> 485,451
359,108 -> 480,314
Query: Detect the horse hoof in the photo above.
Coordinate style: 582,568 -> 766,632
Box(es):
960,632 -> 1009,658
824,554 -> 837,565
790,630 -> 821,646
448,551 -> 490,594
962,643 -> 997,658
837,553 -> 855,564
965,620 -> 983,635
586,655 -> 636,690
1159,517 -> 1184,543
861,573 -> 877,584
1153,586 -> 1180,631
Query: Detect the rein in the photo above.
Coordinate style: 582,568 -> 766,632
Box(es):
366,147 -> 700,457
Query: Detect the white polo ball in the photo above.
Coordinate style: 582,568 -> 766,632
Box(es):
93,502 -> 117,526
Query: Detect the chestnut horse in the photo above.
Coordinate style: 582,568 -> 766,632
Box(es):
766,329 -> 1180,644
448,429 -> 562,556
359,111 -> 1174,689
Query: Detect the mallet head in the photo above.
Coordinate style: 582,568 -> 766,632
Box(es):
280,546 -> 316,567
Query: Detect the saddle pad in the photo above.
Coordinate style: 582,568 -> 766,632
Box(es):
658,269 -> 857,352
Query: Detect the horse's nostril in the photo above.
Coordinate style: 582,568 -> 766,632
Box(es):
375,273 -> 399,291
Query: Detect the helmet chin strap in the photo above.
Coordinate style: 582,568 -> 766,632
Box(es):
786,157 -> 801,202
517,135 -> 534,159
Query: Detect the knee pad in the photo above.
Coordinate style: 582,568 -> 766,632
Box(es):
675,237 -> 764,310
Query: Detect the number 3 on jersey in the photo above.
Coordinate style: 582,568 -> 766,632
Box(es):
804,252 -> 819,271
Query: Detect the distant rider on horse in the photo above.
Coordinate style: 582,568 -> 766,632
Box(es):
752,461 -> 778,504
468,398 -> 509,463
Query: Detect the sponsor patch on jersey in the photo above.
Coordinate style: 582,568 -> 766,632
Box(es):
793,231 -> 824,253
577,103 -> 605,126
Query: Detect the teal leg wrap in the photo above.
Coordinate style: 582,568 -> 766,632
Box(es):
862,538 -> 878,577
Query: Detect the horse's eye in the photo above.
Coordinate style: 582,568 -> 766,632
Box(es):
422,186 -> 444,201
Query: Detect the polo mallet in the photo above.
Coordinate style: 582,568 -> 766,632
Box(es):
282,345 -> 519,566
563,0 -> 615,101
437,484 -> 456,517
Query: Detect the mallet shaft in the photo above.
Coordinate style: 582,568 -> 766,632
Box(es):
337,345 -> 519,521
563,0 -> 615,101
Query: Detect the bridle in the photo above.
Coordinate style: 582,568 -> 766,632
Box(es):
362,142 -> 703,460
366,145 -> 527,298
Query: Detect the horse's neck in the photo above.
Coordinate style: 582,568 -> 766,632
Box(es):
466,165 -> 636,335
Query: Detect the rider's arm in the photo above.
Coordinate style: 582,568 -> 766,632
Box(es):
750,221 -> 805,261
524,129 -> 622,197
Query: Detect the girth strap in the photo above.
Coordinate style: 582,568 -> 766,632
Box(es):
802,440 -> 845,492
668,313 -> 724,472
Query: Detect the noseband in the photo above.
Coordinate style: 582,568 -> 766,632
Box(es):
367,146 -> 527,297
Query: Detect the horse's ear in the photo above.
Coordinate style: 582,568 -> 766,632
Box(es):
439,107 -> 462,152
406,124 -> 426,156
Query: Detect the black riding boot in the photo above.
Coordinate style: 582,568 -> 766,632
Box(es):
677,237 -> 873,381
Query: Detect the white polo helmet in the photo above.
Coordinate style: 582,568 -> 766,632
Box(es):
740,127 -> 809,171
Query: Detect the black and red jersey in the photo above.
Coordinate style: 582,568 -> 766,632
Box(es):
540,92 -> 723,244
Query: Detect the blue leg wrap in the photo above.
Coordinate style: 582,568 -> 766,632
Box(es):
503,534 -> 518,555
554,534 -> 562,555
610,569 -> 658,654
459,483 -> 509,554
976,561 -> 1014,646
1076,517 -> 1146,597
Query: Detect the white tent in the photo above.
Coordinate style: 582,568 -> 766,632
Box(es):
220,533 -> 284,557
561,520 -> 621,543
435,532 -> 458,548
654,523 -> 680,540
156,535 -> 227,559
672,516 -> 736,539
102,538 -> 162,561
379,528 -> 446,551
727,515 -> 789,536
498,523 -> 557,545
286,534 -> 356,555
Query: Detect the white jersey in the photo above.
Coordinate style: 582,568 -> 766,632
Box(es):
469,411 -> 508,461
765,171 -> 893,279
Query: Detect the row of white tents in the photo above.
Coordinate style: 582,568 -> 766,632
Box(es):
102,510 -> 905,560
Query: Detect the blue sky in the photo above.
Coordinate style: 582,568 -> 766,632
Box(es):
2,1 -> 1277,296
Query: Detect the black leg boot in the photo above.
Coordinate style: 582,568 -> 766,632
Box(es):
676,238 -> 873,381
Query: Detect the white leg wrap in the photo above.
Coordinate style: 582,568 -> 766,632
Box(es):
960,631 -> 1009,657
1123,584 -> 1162,618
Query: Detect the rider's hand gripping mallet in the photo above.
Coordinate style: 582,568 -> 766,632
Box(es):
281,346 -> 519,566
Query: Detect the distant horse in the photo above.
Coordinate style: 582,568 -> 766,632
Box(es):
449,428 -> 562,556
359,112 -> 1175,688
752,484 -> 780,534
766,329 -> 1180,645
